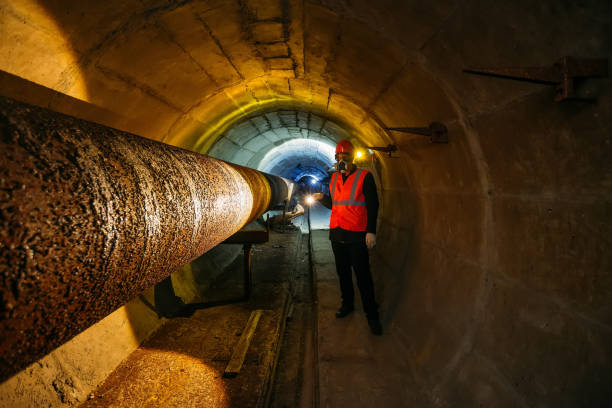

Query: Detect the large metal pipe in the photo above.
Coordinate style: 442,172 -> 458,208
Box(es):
0,96 -> 292,381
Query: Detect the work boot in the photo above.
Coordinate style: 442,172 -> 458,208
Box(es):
335,305 -> 354,318
368,318 -> 383,335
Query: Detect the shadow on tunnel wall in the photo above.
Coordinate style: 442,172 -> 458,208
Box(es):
371,158 -> 421,329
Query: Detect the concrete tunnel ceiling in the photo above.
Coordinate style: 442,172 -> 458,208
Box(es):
258,138 -> 335,181
1,0 -> 611,406
207,110 -> 341,180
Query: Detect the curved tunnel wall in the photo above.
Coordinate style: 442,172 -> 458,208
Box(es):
0,0 -> 611,406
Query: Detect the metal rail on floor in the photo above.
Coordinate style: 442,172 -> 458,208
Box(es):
307,205 -> 321,408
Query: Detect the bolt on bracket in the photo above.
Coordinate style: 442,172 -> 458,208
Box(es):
386,122 -> 449,144
463,56 -> 608,101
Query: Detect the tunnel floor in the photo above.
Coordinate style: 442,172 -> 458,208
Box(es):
77,213 -> 426,407
311,229 -> 429,407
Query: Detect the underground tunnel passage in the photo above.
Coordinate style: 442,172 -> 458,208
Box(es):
0,0 -> 611,407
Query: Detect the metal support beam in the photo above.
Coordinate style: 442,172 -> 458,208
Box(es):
0,96 -> 293,381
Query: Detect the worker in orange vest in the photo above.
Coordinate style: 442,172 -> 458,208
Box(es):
315,139 -> 382,335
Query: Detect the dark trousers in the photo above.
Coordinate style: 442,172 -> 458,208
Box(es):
331,240 -> 379,320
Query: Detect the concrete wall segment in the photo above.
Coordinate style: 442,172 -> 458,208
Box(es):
474,282 -> 612,406
0,1 -> 89,100
419,0 -> 612,116
93,22 -> 218,112
194,1 -> 267,80
492,198 -> 612,325
413,1 -> 612,404
156,5 -> 243,86
244,0 -> 284,22
327,19 -> 408,108
302,2 -> 339,80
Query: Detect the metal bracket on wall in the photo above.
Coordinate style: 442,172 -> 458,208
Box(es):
367,144 -> 398,158
463,56 -> 608,102
386,122 -> 449,144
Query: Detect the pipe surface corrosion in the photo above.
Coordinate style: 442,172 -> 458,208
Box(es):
0,96 -> 292,381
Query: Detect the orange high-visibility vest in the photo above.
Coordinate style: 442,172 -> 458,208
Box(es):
329,168 -> 369,231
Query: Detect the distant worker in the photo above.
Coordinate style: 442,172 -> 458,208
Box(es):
314,139 -> 382,335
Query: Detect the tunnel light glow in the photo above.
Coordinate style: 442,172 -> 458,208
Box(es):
355,150 -> 364,159
257,138 -> 336,174
305,195 -> 315,206
311,179 -> 318,185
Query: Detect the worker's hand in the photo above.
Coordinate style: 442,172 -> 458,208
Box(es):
366,233 -> 376,249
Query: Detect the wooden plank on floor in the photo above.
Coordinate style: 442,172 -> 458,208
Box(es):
224,309 -> 263,378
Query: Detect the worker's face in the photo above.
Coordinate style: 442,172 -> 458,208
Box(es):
335,152 -> 354,173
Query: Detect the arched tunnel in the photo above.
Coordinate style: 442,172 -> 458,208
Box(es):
1,0 -> 611,407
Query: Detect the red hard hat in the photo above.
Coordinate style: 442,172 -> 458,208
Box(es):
335,140 -> 355,154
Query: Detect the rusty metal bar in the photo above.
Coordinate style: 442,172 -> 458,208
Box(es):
0,96 -> 292,381
386,122 -> 449,143
367,144 -> 398,157
463,56 -> 608,101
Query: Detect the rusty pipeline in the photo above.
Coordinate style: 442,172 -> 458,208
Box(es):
0,96 -> 293,381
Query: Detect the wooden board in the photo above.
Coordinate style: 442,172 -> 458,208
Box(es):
223,310 -> 263,378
